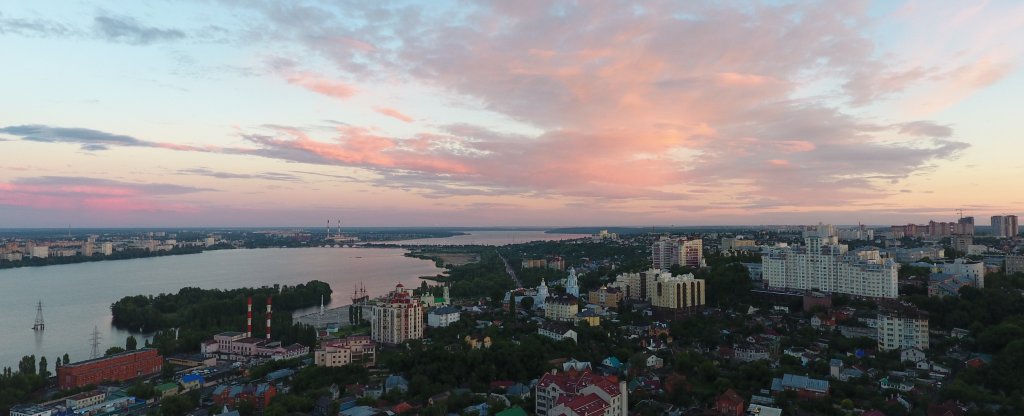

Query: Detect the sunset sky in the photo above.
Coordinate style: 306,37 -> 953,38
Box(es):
1,1 -> 1023,227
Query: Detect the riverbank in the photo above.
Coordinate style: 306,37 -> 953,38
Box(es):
0,247 -> 444,370
0,246 -> 206,269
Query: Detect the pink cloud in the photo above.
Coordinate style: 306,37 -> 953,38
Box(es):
0,177 -> 207,213
285,72 -> 357,99
775,140 -> 816,153
374,107 -> 415,123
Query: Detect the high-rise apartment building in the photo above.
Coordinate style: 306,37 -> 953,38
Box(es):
610,268 -> 675,301
651,237 -> 703,269
763,236 -> 898,298
877,302 -> 929,351
991,215 -> 1019,238
650,273 -> 706,320
370,284 -> 424,345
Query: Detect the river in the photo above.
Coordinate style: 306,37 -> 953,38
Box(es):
0,247 -> 445,369
0,230 -> 587,369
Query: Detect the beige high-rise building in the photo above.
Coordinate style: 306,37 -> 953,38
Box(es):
610,268 -> 673,301
650,273 -> 706,320
877,302 -> 929,351
544,295 -> 579,322
81,242 -> 94,257
314,335 -> 376,367
370,284 -> 424,345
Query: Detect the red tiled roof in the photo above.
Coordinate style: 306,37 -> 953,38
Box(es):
537,369 -> 620,397
556,393 -> 609,416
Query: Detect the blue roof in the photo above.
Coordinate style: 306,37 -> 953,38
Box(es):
431,306 -> 460,315
506,383 -> 530,395
842,367 -> 864,377
182,373 -> 205,384
780,374 -> 829,393
385,375 -> 409,388
266,369 -> 295,381
603,357 -> 623,368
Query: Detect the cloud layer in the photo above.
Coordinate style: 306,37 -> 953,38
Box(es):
1,1 -> 1019,225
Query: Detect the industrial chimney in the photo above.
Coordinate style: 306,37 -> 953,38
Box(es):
266,296 -> 272,340
247,296 -> 253,338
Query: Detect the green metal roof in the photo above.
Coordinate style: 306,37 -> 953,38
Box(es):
496,407 -> 527,416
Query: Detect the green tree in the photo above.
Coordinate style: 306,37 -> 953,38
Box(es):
159,395 -> 194,416
126,335 -> 138,351
127,383 -> 156,400
105,347 -> 126,356
63,353 -> 70,365
38,357 -> 48,378
236,400 -> 256,416
18,355 -> 36,375
161,363 -> 175,380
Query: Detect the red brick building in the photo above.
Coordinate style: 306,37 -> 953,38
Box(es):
211,383 -> 277,409
57,349 -> 163,390
713,389 -> 745,416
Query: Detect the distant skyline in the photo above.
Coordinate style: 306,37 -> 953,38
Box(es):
2,1 -> 1023,227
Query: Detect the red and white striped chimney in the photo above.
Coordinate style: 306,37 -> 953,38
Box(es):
244,295 -> 250,338
266,296 -> 272,340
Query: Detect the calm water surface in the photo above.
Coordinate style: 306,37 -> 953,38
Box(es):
0,247 -> 442,369
387,230 -> 588,245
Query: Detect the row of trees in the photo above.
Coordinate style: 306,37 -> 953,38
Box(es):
0,353 -> 73,415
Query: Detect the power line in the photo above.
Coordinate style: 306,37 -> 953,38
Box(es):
89,326 -> 102,359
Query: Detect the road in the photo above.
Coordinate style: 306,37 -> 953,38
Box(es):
497,251 -> 522,288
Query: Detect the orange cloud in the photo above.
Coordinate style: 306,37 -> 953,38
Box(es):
285,72 -> 357,99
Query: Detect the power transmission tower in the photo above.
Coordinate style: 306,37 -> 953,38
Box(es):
89,326 -> 102,359
33,300 -> 45,331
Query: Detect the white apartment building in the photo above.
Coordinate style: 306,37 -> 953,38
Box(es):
763,236 -> 898,298
535,368 -> 627,416
426,306 -> 460,328
932,258 -> 986,288
877,302 -> 929,351
370,284 -> 424,345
